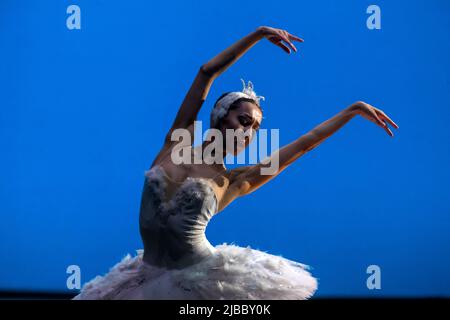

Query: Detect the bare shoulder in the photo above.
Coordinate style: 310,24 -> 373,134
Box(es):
152,123 -> 196,168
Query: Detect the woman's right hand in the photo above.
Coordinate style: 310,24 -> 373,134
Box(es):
350,101 -> 399,137
257,26 -> 304,54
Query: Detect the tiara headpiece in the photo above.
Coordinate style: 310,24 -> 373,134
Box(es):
211,78 -> 265,128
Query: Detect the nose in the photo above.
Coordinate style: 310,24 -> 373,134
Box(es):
244,135 -> 250,146
245,128 -> 255,146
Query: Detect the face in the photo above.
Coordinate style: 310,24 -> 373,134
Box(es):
218,101 -> 263,155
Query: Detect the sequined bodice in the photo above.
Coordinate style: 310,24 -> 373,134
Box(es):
139,165 -> 218,269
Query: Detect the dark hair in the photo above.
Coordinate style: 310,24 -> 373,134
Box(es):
211,92 -> 263,129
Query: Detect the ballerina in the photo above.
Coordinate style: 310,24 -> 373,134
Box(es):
74,25 -> 398,300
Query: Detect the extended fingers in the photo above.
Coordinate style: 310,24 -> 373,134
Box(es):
277,41 -> 292,54
373,118 -> 393,137
288,32 -> 304,43
370,108 -> 385,127
280,31 -> 297,52
382,120 -> 394,136
269,37 -> 291,53
372,111 -> 395,136
266,28 -> 304,54
374,109 -> 398,137
359,102 -> 397,137
376,109 -> 399,129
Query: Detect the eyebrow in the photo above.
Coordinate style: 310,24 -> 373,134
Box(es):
241,113 -> 261,128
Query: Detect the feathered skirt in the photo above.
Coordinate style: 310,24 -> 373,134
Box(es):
73,243 -> 318,300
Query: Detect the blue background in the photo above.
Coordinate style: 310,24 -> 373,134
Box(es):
1,0 -> 450,297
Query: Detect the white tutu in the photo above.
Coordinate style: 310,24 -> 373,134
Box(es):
74,165 -> 318,300
73,243 -> 318,300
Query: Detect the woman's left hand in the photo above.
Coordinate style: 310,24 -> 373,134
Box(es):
351,101 -> 399,137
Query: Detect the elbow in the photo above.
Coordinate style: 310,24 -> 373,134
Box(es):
200,64 -> 216,78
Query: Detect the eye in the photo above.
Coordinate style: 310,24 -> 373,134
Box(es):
238,115 -> 252,127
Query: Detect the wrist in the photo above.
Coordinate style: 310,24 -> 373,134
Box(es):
255,26 -> 266,38
347,102 -> 362,116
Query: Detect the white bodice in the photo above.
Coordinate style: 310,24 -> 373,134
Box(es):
139,165 -> 218,269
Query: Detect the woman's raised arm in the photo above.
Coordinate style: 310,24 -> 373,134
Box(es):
163,26 -> 304,144
230,101 -> 399,197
